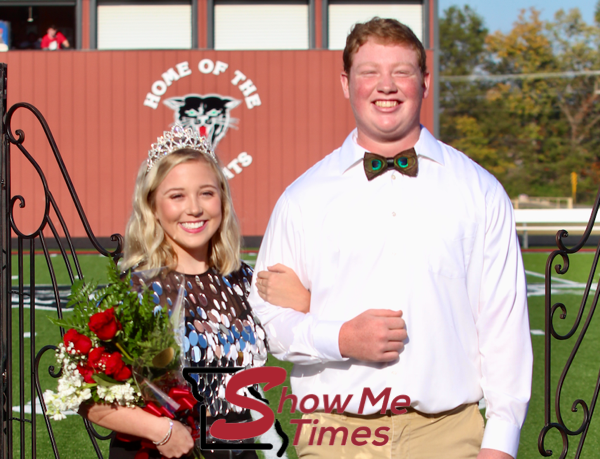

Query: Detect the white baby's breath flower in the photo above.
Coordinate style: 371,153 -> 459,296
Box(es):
44,389 -> 69,420
78,388 -> 92,403
44,366 -> 93,418
96,385 -> 108,400
94,383 -> 141,406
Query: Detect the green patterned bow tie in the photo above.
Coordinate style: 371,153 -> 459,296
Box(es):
363,149 -> 419,181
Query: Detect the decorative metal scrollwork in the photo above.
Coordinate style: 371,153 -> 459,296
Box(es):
538,187 -> 600,458
5,102 -> 123,257
1,81 -> 123,458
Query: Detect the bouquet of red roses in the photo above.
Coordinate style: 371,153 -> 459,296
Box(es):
44,265 -> 192,428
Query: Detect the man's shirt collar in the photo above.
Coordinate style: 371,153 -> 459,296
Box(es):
338,126 -> 445,175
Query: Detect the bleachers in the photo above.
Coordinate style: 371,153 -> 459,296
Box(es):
514,209 -> 600,248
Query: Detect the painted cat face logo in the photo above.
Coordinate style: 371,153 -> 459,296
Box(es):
164,94 -> 242,148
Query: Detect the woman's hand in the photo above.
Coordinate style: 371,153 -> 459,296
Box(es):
256,264 -> 310,313
155,419 -> 195,458
81,403 -> 195,458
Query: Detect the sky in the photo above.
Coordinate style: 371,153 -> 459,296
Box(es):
438,0 -> 597,33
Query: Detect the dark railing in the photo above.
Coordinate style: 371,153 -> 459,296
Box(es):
538,186 -> 600,458
0,64 -> 122,459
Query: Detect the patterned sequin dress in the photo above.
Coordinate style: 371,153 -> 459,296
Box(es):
109,262 -> 268,459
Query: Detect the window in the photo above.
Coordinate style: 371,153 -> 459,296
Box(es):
97,3 -> 192,50
0,4 -> 76,50
328,3 -> 423,50
214,2 -> 309,50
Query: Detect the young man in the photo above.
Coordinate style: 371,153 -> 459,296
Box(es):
41,26 -> 70,50
250,18 -> 531,459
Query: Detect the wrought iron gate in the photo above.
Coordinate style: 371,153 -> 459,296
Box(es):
537,190 -> 600,456
0,64 -> 122,458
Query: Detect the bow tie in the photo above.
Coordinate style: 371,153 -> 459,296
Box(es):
363,149 -> 418,181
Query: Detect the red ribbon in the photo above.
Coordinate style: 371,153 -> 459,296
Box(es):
142,401 -> 174,419
168,387 -> 197,413
115,386 -> 200,458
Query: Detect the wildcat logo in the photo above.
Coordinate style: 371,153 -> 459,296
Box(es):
143,59 -> 261,178
164,94 -> 241,149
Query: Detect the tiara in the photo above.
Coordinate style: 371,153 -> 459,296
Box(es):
147,124 -> 217,171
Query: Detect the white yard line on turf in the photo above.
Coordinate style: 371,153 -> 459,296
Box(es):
525,269 -> 595,297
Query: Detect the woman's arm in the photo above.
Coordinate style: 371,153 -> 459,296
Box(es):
255,263 -> 310,313
80,403 -> 194,458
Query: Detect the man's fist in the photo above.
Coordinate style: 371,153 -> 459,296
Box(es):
339,309 -> 406,362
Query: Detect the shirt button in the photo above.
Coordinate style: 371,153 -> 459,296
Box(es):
392,212 -> 396,217
392,174 -> 396,180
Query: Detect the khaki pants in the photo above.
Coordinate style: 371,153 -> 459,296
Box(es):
295,404 -> 484,459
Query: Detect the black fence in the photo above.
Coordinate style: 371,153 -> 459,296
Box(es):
0,63 -> 121,459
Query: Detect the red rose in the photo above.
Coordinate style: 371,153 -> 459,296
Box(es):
63,328 -> 92,355
63,328 -> 79,345
113,364 -> 132,381
88,308 -> 120,340
73,335 -> 92,354
105,352 -> 124,375
104,352 -> 132,381
88,346 -> 109,370
77,364 -> 95,384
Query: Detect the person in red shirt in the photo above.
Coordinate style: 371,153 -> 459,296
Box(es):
41,25 -> 69,50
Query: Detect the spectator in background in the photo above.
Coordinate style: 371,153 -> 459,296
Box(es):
41,25 -> 69,50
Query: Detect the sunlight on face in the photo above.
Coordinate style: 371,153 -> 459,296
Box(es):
341,38 -> 430,152
153,160 -> 222,270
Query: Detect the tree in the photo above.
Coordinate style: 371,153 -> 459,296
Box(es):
439,6 -> 510,178
549,6 -> 600,200
485,7 -> 600,201
484,8 -> 563,197
439,5 -> 488,76
440,5 -> 600,203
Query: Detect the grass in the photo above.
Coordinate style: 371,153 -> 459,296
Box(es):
8,251 -> 600,458
519,252 -> 600,459
10,307 -> 113,459
11,252 -> 113,285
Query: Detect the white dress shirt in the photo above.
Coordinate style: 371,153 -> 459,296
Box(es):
249,127 -> 532,458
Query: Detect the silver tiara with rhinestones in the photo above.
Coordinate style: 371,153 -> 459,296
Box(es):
146,124 -> 217,171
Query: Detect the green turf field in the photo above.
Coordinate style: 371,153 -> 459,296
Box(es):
519,251 -> 600,459
8,250 -> 600,458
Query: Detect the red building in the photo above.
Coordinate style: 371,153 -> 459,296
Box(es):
3,0 -> 438,244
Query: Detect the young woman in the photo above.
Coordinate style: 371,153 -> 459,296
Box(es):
82,126 -> 308,459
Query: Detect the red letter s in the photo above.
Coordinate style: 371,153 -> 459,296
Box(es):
209,367 -> 286,440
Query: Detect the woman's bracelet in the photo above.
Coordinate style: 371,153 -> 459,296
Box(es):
153,419 -> 174,446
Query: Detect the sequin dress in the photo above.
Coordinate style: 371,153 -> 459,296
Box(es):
109,262 -> 268,459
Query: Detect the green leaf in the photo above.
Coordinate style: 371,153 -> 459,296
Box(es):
92,373 -> 120,387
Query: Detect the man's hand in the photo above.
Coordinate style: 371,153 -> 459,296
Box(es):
339,309 -> 406,362
477,448 -> 513,459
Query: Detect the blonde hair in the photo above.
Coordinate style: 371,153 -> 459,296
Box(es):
121,149 -> 241,275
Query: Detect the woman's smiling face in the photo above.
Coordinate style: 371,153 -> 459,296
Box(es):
153,159 -> 222,265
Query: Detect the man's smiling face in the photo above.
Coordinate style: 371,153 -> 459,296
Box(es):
341,38 -> 430,155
